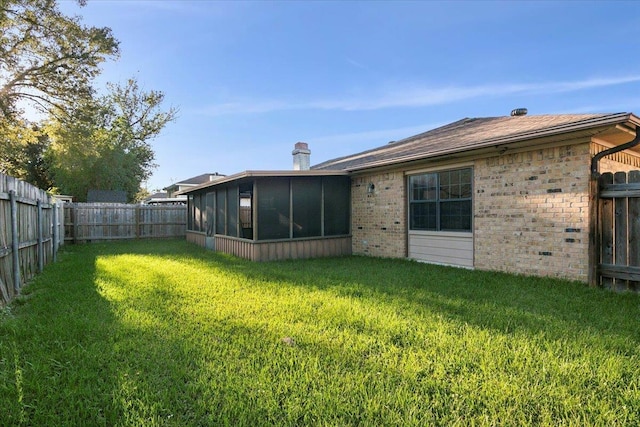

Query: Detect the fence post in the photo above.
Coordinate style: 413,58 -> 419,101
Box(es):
9,190 -> 20,292
588,173 -> 600,287
37,199 -> 44,273
73,204 -> 79,244
52,202 -> 59,262
59,204 -> 64,248
136,205 -> 141,239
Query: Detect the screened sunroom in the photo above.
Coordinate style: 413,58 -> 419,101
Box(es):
180,171 -> 351,261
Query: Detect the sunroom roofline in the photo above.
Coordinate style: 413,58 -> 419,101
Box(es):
176,169 -> 350,195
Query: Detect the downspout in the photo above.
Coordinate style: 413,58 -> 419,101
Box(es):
590,129 -> 640,178
588,128 -> 640,287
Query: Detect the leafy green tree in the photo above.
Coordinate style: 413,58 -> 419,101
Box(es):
47,79 -> 177,201
134,187 -> 151,204
0,0 -> 119,120
0,120 -> 53,189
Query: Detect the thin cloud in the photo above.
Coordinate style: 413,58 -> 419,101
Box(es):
315,75 -> 640,111
345,57 -> 370,71
196,75 -> 640,116
541,76 -> 640,92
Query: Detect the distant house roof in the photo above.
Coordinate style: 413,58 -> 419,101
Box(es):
87,189 -> 127,203
146,191 -> 168,200
163,173 -> 225,192
312,112 -> 640,172
143,191 -> 187,205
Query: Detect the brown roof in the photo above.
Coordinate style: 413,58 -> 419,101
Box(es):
312,112 -> 637,171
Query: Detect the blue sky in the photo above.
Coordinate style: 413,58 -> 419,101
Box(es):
59,0 -> 640,191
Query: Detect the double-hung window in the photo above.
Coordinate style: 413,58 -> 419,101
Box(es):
409,168 -> 472,232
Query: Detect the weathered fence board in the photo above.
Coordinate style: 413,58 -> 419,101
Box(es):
597,170 -> 640,291
628,171 -> 640,292
0,173 -> 64,306
64,203 -> 186,243
613,172 -> 629,291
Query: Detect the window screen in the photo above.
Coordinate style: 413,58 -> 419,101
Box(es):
257,178 -> 290,240
216,189 -> 226,235
193,194 -> 202,232
324,176 -> 350,235
187,195 -> 194,230
205,192 -> 215,236
239,183 -> 253,239
292,178 -> 322,238
226,186 -> 239,237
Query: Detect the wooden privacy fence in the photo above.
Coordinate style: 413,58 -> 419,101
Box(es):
597,170 -> 640,291
64,203 -> 186,243
0,173 -> 64,306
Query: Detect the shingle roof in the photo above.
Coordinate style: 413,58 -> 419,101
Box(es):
312,113 -> 635,171
146,192 -> 168,200
178,173 -> 224,185
163,173 -> 226,191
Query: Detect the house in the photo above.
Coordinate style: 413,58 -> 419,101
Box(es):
143,191 -> 170,204
143,191 -> 189,205
180,112 -> 640,285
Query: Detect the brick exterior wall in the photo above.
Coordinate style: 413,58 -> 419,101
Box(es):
351,172 -> 406,257
350,140 -> 640,282
474,143 -> 591,281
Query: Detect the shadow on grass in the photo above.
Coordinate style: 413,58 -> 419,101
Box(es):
3,239 -> 639,425
0,243 -> 122,426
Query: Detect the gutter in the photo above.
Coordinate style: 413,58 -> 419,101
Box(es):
590,125 -> 640,178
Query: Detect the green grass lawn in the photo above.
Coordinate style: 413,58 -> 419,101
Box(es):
1,239 -> 639,426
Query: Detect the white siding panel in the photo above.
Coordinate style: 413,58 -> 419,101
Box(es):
409,231 -> 473,268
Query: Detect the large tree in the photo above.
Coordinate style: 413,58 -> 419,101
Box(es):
0,1 -> 176,200
47,79 -> 177,201
0,0 -> 119,120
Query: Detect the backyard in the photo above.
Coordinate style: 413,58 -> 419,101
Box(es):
0,239 -> 638,426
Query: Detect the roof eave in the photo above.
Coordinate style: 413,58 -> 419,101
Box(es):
341,112 -> 638,172
176,169 -> 350,195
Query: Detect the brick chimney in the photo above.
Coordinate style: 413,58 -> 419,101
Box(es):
292,142 -> 311,170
